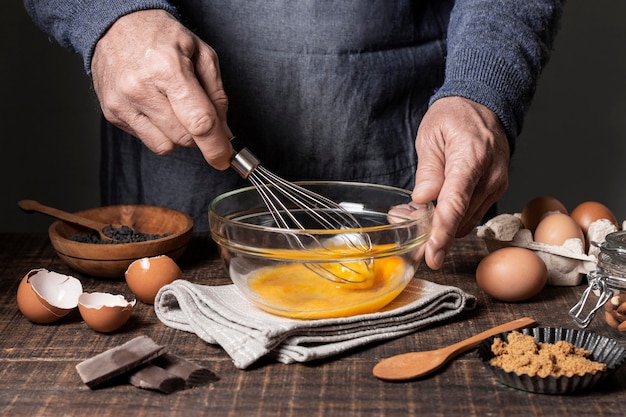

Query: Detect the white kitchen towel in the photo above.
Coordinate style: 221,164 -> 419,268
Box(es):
154,278 -> 476,369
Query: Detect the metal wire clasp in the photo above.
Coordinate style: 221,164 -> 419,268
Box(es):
568,270 -> 613,328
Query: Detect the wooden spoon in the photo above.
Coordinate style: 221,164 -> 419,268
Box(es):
18,199 -> 114,242
373,316 -> 537,381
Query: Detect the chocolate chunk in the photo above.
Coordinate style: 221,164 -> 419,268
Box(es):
76,335 -> 167,388
153,353 -> 219,387
129,365 -> 186,394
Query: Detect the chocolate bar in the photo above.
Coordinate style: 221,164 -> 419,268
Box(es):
75,335 -> 167,388
152,353 -> 219,387
129,365 -> 186,394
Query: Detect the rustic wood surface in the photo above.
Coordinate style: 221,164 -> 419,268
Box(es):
1,232 -> 625,416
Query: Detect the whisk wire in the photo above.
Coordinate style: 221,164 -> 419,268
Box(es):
253,166 -> 362,230
231,144 -> 374,284
247,171 -> 298,230
248,168 -> 307,230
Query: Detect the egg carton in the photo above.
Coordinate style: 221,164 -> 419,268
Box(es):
476,213 -> 620,286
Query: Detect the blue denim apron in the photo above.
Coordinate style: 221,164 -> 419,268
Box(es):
101,0 -> 452,230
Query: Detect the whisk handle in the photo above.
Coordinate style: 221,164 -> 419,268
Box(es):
231,146 -> 261,179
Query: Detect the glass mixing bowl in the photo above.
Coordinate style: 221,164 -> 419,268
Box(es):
209,181 -> 433,319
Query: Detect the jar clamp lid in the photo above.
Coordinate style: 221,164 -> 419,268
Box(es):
570,231 -> 626,327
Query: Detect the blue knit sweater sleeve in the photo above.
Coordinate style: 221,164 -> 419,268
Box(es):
24,0 -> 562,146
23,0 -> 179,74
430,0 -> 564,145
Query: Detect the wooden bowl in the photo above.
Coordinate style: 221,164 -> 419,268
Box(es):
48,205 -> 193,278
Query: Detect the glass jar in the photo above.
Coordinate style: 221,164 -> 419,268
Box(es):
570,231 -> 626,335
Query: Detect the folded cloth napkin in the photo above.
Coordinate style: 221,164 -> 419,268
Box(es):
154,278 -> 476,369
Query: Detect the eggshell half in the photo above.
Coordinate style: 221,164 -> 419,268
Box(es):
125,255 -> 183,304
16,268 -> 83,324
78,292 -> 136,333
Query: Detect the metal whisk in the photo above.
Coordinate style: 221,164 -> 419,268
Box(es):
230,144 -> 373,284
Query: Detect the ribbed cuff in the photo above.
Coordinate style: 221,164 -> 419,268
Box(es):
429,47 -> 533,149
68,1 -> 180,74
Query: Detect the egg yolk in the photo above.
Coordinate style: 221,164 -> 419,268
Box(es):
248,253 -> 411,319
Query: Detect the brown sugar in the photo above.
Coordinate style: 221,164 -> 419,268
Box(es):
489,332 -> 606,378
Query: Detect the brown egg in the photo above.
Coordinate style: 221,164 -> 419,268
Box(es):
125,255 -> 183,304
476,247 -> 547,302
570,201 -> 618,235
16,268 -> 83,324
520,195 -> 568,233
78,292 -> 136,333
534,212 -> 585,246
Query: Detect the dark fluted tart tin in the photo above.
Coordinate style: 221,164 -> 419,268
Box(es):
477,327 -> 626,394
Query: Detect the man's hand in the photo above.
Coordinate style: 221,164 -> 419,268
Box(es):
91,9 -> 233,169
412,96 -> 510,270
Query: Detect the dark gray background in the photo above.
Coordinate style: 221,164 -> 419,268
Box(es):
2,1 -> 625,232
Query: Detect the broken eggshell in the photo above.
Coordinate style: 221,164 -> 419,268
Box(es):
476,214 -> 598,286
16,268 -> 83,324
78,292 -> 136,333
125,255 -> 183,304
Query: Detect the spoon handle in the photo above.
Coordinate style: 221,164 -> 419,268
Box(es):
373,316 -> 537,381
443,316 -> 537,357
18,199 -> 110,234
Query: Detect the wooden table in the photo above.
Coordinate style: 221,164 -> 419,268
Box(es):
1,232 -> 625,416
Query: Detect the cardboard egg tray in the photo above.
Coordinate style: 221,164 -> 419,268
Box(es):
476,213 -> 622,286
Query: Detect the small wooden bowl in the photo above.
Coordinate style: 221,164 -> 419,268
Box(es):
49,205 -> 193,278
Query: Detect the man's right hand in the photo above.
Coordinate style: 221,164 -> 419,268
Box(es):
91,9 -> 233,169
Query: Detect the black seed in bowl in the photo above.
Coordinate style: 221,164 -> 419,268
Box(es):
69,225 -> 172,244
